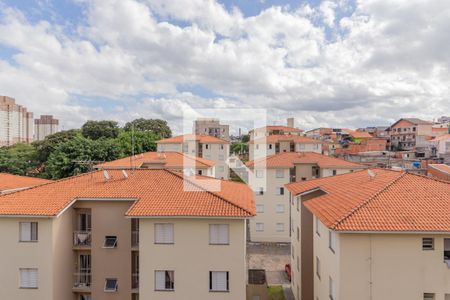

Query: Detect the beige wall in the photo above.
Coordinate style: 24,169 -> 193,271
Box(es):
295,142 -> 322,153
202,143 -> 229,179
139,218 -> 247,300
157,143 -> 183,152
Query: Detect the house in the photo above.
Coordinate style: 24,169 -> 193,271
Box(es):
248,135 -> 323,160
156,134 -> 230,179
428,164 -> 450,181
0,173 -> 51,195
245,152 -> 365,243
193,118 -> 230,141
249,118 -> 303,141
286,169 -> 450,300
429,134 -> 450,163
387,118 -> 433,153
94,151 -> 216,177
0,169 -> 255,300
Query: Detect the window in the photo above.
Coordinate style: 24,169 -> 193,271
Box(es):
329,231 -> 336,253
276,204 -> 285,213
219,154 -> 224,161
256,170 -> 264,178
256,187 -> 264,196
220,145 -> 224,150
329,277 -> 336,300
256,204 -> 264,213
276,223 -> 284,232
332,170 -> 337,176
20,222 -> 38,242
315,218 -> 320,236
104,278 -> 118,292
424,293 -> 435,300
19,268 -> 38,289
155,271 -> 174,291
218,166 -> 225,172
78,213 -> 91,231
316,257 -> 321,279
268,144 -> 273,150
80,295 -> 91,300
209,271 -> 229,292
276,187 -> 284,195
422,238 -> 434,250
155,224 -> 174,244
210,224 -> 229,245
256,223 -> 264,232
276,169 -> 284,178
103,236 -> 117,248
298,143 -> 305,150
205,144 -> 209,149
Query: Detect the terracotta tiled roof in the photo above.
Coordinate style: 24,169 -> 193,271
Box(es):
286,169 -> 450,232
348,130 -> 373,139
430,134 -> 450,142
95,151 -> 215,169
0,170 -> 255,218
250,126 -> 303,133
429,164 -> 450,175
246,152 -> 365,169
0,173 -> 52,191
156,134 -> 229,144
249,135 -> 322,144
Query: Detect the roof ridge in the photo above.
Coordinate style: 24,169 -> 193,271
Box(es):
331,171 -> 407,230
165,170 -> 253,216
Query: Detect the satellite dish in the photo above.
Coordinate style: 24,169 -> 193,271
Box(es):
368,169 -> 376,179
122,170 -> 129,179
103,170 -> 110,180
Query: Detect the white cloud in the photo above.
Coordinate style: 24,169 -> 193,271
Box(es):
0,0 -> 448,133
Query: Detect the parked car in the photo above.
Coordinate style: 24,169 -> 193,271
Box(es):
285,263 -> 292,281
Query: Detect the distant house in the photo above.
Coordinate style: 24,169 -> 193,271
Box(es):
0,173 -> 51,195
428,164 -> 450,181
387,118 -> 433,153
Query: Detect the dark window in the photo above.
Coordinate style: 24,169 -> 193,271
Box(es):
104,278 -> 118,292
422,238 -> 434,250
103,236 -> 118,248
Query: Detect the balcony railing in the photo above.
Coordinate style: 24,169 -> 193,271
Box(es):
73,231 -> 91,247
132,231 -> 139,248
132,273 -> 139,289
73,272 -> 91,289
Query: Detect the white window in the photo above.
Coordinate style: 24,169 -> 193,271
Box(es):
276,169 -> 284,178
315,217 -> 320,236
155,224 -> 174,244
329,277 -> 336,300
103,236 -> 117,248
276,204 -> 285,213
276,187 -> 284,195
256,204 -> 264,213
209,224 -> 229,245
316,257 -> 321,279
422,238 -> 434,250
209,271 -> 229,292
276,223 -> 284,232
20,222 -> 38,242
218,166 -> 225,172
298,143 -> 305,150
256,223 -> 264,232
329,231 -> 336,253
19,268 -> 38,288
424,293 -> 435,300
218,154 -> 224,161
104,278 -> 118,292
155,270 -> 174,291
255,170 -> 264,178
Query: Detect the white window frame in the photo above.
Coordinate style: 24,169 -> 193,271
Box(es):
19,268 -> 38,289
276,169 -> 284,178
276,223 -> 284,232
209,224 -> 229,245
329,231 -> 336,253
154,223 -> 174,244
255,169 -> 264,178
256,204 -> 264,213
315,217 -> 320,236
276,204 -> 285,213
19,222 -> 38,242
209,271 -> 229,292
155,270 -> 174,291
422,237 -> 434,250
104,278 -> 118,292
103,236 -> 118,248
256,223 -> 264,232
276,187 -> 284,195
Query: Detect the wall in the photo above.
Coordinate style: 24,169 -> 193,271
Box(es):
202,143 -> 230,179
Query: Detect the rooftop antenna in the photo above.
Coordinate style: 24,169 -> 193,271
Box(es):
368,169 -> 376,180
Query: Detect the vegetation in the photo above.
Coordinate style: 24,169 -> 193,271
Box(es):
268,285 -> 285,300
0,118 -> 170,179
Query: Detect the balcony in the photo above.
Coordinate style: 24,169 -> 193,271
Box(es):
73,272 -> 91,291
73,231 -> 92,248
132,230 -> 139,248
132,273 -> 139,291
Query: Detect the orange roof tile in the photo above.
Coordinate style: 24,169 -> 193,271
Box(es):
0,173 -> 52,191
430,134 -> 450,142
95,151 -> 215,169
286,169 -> 450,232
348,130 -> 373,139
0,169 -> 255,218
249,135 -> 322,144
246,152 -> 365,169
429,164 -> 450,175
156,134 -> 229,144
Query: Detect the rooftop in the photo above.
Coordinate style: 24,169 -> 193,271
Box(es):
0,170 -> 255,218
0,173 -> 52,192
156,134 -> 229,144
249,134 -> 322,144
430,134 -> 450,142
250,126 -> 303,133
286,169 -> 450,232
429,164 -> 450,176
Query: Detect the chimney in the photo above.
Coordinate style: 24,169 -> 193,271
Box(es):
287,117 -> 294,128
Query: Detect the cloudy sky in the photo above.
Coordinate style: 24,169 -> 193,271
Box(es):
0,0 -> 449,133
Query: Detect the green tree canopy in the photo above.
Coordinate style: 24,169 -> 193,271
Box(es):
0,143 -> 39,176
116,131 -> 159,156
32,129 -> 81,163
124,118 -> 172,138
81,120 -> 120,140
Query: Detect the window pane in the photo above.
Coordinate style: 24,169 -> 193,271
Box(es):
210,271 -> 228,291
19,268 -> 38,288
20,222 -> 31,241
155,224 -> 174,244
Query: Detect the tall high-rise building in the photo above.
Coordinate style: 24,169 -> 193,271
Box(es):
0,96 -> 34,147
34,115 -> 59,141
193,118 -> 230,141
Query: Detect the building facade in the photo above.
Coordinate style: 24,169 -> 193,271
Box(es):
388,118 -> 433,152
34,115 -> 59,141
193,119 -> 230,141
249,135 -> 323,160
0,96 -> 33,146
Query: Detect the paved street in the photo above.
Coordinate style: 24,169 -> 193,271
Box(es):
247,243 -> 291,285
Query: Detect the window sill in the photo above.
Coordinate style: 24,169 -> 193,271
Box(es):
209,290 -> 230,293
155,289 -> 174,292
209,243 -> 230,246
19,240 -> 38,243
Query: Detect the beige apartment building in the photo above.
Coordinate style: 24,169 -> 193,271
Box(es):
0,169 -> 255,300
245,152 -> 365,243
249,122 -> 303,141
34,115 -> 59,141
286,169 -> 450,300
95,151 -> 216,177
194,118 -> 230,141
156,134 -> 230,179
0,173 -> 51,195
388,118 -> 433,152
0,96 -> 34,146
249,135 -> 323,160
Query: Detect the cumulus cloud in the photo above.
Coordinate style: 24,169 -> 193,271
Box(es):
0,0 -> 448,133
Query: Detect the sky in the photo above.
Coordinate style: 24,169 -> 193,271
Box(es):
0,0 -> 449,134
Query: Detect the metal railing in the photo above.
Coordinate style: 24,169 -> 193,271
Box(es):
132,273 -> 139,289
73,272 -> 91,289
73,231 -> 92,247
132,231 -> 139,247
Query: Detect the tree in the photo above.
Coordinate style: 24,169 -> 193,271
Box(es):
241,134 -> 250,143
0,143 -> 39,176
32,129 -> 81,164
124,118 -> 172,138
81,120 -> 120,140
116,131 -> 159,156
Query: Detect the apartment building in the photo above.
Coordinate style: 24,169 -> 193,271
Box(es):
388,118 -> 433,152
193,118 -> 230,141
34,115 -> 59,141
249,125 -> 303,141
0,173 -> 51,195
0,169 -> 255,300
429,134 -> 450,163
286,169 -> 450,300
249,135 -> 323,160
356,126 -> 389,138
0,96 -> 34,146
156,134 -> 230,179
245,152 -> 365,243
95,151 -> 216,177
